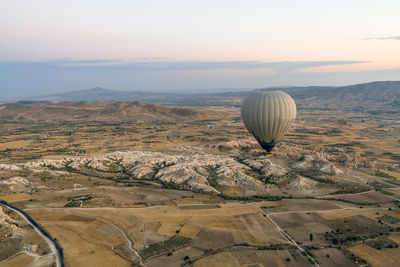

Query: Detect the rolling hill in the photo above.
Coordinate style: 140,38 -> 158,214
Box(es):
2,81 -> 399,111
290,81 -> 400,103
0,101 -> 225,123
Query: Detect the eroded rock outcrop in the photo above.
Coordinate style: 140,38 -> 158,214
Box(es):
336,152 -> 380,169
245,157 -> 288,177
0,206 -> 22,231
286,176 -> 318,190
0,150 -> 268,195
293,154 -> 340,175
208,139 -> 258,151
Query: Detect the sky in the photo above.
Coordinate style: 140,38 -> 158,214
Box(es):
0,0 -> 399,98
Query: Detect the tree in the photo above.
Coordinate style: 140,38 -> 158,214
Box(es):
310,233 -> 313,241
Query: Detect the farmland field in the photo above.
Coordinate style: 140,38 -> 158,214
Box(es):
1,88 -> 400,266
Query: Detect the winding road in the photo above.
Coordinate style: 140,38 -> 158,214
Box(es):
0,202 -> 64,267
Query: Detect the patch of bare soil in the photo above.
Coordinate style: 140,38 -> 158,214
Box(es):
278,199 -> 342,211
192,228 -> 235,250
112,242 -> 141,265
146,246 -> 203,267
323,215 -> 391,244
235,213 -> 286,244
312,248 -> 357,267
329,191 -> 395,204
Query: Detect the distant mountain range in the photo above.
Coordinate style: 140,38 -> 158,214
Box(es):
3,81 -> 400,110
14,87 -> 169,103
0,81 -> 398,122
290,81 -> 400,102
287,81 -> 400,113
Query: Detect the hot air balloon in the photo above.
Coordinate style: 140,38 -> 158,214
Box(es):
241,91 -> 296,154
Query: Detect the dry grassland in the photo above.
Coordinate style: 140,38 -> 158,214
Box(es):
172,198 -> 208,205
194,247 -> 311,267
27,209 -> 131,267
349,244 -> 400,267
383,170 -> 400,180
0,253 -> 35,267
26,202 -> 287,265
317,208 -> 399,222
312,248 -> 357,267
1,102 -> 399,266
0,193 -> 34,203
251,201 -> 279,208
69,203 -> 285,246
178,204 -> 220,210
388,232 -> 400,243
328,191 -> 395,204
146,246 -> 203,267
0,107 -> 238,163
386,188 -> 400,198
277,199 -> 351,211
194,250 -> 241,267
0,140 -> 31,150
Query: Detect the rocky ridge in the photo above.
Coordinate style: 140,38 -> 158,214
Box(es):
0,142 -> 384,196
0,150 -> 270,195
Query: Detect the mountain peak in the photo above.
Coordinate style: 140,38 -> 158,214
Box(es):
91,87 -> 106,91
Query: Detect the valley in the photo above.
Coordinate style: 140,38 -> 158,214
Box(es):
0,82 -> 399,266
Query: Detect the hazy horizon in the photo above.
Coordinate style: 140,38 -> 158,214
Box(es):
1,0 -> 400,98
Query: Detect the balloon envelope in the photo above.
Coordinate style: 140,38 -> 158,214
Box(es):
241,91 -> 296,153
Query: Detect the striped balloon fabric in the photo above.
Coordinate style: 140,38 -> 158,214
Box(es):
241,91 -> 297,153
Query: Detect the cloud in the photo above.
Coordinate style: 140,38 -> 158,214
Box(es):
0,59 -> 366,73
365,36 -> 400,40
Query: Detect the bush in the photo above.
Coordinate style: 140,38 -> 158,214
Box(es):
139,235 -> 191,260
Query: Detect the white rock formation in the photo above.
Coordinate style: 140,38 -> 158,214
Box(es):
0,206 -> 19,230
245,157 -> 288,177
294,154 -> 339,174
0,150 -> 271,194
0,176 -> 30,192
286,176 -> 318,190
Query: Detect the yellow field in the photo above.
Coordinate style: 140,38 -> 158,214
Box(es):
317,208 -> 399,223
194,251 -> 241,267
1,101 -> 400,266
349,244 -> 400,267
0,193 -> 34,203
383,170 -> 400,180
0,140 -> 31,150
193,247 -> 300,267
28,209 -> 131,267
70,203 -> 283,248
26,202 -> 286,265
0,253 -> 35,267
173,198 -> 210,205
252,201 -> 280,208
388,233 -> 400,244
